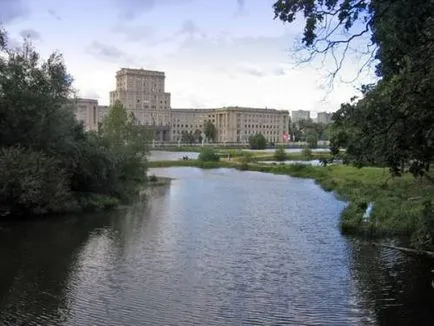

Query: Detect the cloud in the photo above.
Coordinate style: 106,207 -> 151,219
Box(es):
47,9 -> 61,21
178,20 -> 200,36
0,0 -> 28,24
236,0 -> 245,14
112,23 -> 156,42
240,65 -> 266,77
115,0 -> 192,20
86,41 -> 132,62
238,64 -> 287,78
19,29 -> 41,41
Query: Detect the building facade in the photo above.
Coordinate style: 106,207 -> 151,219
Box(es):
74,98 -> 99,131
75,68 -> 290,143
317,111 -> 333,124
109,68 -> 171,141
291,110 -> 311,123
171,107 -> 289,143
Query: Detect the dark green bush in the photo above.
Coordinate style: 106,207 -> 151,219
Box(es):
274,146 -> 287,161
198,147 -> 220,162
248,133 -> 266,149
0,147 -> 72,216
149,174 -> 158,182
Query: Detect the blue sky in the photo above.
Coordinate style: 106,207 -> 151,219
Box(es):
1,0 -> 375,114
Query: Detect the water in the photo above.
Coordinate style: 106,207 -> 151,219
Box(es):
0,167 -> 433,325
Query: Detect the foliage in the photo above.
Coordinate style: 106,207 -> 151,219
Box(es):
0,29 -> 149,217
0,147 -> 72,216
248,133 -> 267,149
204,120 -> 217,142
274,146 -> 287,161
411,201 -> 434,251
198,147 -> 220,162
306,133 -> 318,148
302,146 -> 313,160
99,100 -> 149,199
274,0 -> 434,177
181,131 -> 195,144
289,120 -> 329,143
149,174 -> 158,182
239,151 -> 254,170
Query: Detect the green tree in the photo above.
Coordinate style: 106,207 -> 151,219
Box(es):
274,0 -> 434,176
248,133 -> 267,150
306,133 -> 318,149
198,147 -> 220,162
181,131 -> 195,144
274,146 -> 287,161
100,101 -> 148,199
193,129 -> 203,143
204,120 -> 217,142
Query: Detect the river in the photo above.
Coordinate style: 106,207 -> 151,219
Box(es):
0,167 -> 433,325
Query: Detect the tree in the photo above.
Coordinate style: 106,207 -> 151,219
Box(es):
194,129 -> 203,143
0,28 -> 149,217
249,133 -> 267,150
274,146 -> 287,161
198,147 -> 220,162
204,120 -> 217,142
274,0 -> 434,177
181,131 -> 195,144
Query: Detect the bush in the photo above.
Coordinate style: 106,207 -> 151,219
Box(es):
149,174 -> 158,182
198,147 -> 220,162
248,133 -> 266,149
411,200 -> 434,251
302,146 -> 313,160
274,146 -> 287,161
0,147 -> 72,216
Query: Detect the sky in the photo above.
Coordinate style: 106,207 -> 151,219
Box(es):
0,0 -> 376,115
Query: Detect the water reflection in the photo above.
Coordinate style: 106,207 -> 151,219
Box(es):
0,167 -> 433,325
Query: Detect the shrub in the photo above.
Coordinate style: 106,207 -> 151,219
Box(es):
198,147 -> 220,162
411,200 -> 434,251
274,146 -> 287,161
248,133 -> 266,149
302,146 -> 313,160
149,174 -> 158,182
0,147 -> 72,216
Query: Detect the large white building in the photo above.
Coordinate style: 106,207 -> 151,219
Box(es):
75,68 -> 290,143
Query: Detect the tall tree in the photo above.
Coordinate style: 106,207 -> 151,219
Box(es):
204,120 -> 217,142
274,0 -> 434,176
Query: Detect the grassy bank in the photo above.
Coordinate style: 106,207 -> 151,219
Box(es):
149,159 -> 434,239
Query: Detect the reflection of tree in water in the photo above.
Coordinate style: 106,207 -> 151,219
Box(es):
348,239 -> 434,325
0,214 -> 113,325
0,185 -> 171,325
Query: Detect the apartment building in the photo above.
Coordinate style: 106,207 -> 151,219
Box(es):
171,107 -> 289,143
317,111 -> 333,124
291,110 -> 311,123
109,68 -> 171,141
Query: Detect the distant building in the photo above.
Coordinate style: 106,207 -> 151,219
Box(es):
291,110 -> 310,123
109,68 -> 171,141
171,107 -> 289,143
317,112 -> 333,124
74,68 -> 290,143
74,98 -> 99,131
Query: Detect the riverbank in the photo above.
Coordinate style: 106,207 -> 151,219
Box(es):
149,159 -> 434,242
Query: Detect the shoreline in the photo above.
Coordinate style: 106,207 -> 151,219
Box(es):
149,159 -> 434,246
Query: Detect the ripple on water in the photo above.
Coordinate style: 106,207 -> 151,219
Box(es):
0,167 -> 433,326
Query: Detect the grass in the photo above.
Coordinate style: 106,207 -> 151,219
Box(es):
149,158 -> 434,238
